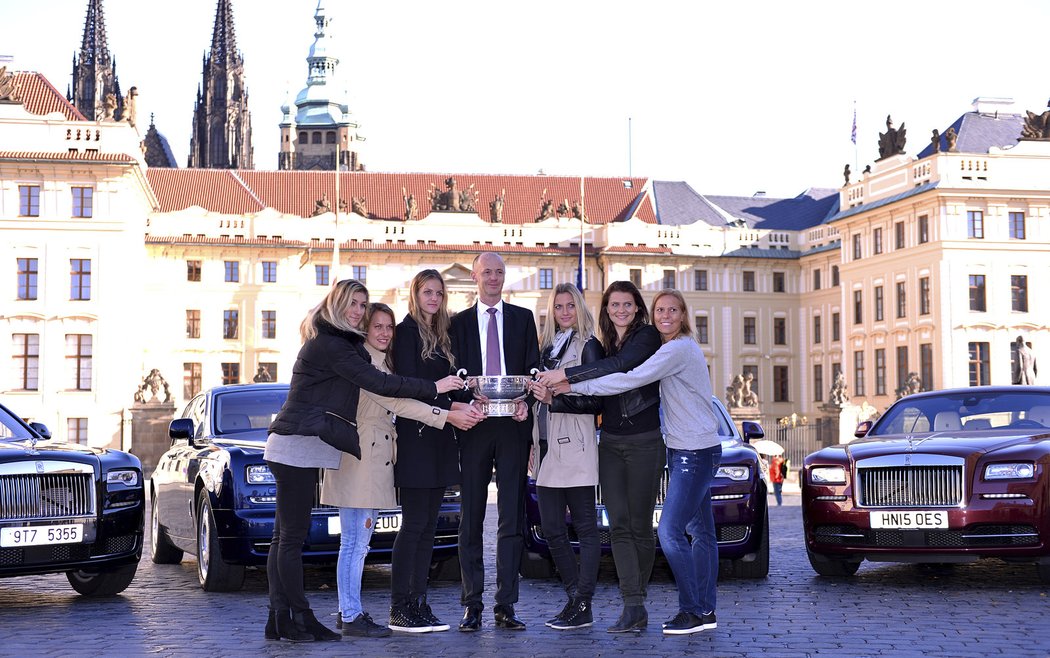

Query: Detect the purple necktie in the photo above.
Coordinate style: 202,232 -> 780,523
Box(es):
485,307 -> 501,375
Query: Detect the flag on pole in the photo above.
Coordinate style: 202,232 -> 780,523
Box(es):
851,103 -> 857,145
577,176 -> 585,290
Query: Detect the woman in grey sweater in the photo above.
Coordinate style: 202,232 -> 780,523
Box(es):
563,289 -> 722,636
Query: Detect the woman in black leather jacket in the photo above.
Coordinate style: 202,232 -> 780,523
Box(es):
535,280 -> 662,633
263,279 -> 463,643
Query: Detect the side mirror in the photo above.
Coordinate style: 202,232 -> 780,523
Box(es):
855,420 -> 873,438
168,418 -> 194,443
29,422 -> 51,440
741,421 -> 764,442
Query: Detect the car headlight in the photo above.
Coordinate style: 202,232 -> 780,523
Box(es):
810,466 -> 847,485
106,469 -> 140,486
715,465 -> 750,481
246,464 -> 276,484
984,463 -> 1035,480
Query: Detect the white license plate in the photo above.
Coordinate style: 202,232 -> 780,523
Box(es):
0,524 -> 84,547
374,513 -> 402,534
327,513 -> 403,535
869,510 -> 948,529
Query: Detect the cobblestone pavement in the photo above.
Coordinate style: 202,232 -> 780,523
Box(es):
1,491 -> 1048,657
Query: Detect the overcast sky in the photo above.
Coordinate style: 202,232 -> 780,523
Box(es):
4,0 -> 1050,197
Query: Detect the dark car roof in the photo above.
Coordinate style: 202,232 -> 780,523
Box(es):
894,385 -> 1050,401
205,382 -> 289,397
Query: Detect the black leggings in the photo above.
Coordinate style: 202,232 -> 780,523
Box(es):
390,486 -> 444,606
266,460 -> 317,613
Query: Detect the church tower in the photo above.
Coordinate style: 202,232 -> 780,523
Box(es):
69,0 -> 123,121
188,0 -> 253,169
278,0 -> 364,171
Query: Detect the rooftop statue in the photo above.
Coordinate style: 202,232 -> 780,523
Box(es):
1021,109 -> 1050,140
877,115 -> 907,159
945,126 -> 958,152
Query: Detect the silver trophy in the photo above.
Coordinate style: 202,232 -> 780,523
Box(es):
458,368 -> 538,417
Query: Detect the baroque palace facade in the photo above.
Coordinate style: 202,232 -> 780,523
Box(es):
2,67 -> 1048,450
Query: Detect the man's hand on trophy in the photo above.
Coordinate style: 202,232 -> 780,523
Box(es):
511,400 -> 528,422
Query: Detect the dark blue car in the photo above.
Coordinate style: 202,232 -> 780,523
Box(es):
522,396 -> 769,579
149,383 -> 461,591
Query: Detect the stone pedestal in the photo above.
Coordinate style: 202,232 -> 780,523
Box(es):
728,406 -> 762,436
129,401 -> 176,476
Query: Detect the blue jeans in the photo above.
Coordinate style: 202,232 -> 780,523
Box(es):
657,445 -> 722,616
337,506 -> 376,622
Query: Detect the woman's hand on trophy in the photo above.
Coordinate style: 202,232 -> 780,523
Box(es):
435,375 -> 466,394
550,381 -> 572,396
529,380 -> 553,404
534,368 -> 567,387
511,400 -> 529,422
447,405 -> 485,431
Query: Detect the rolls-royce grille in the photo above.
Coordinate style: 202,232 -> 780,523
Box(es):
857,465 -> 963,507
813,524 -> 1038,548
0,473 -> 96,521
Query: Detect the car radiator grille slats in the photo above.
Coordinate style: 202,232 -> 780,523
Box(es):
858,465 -> 963,507
0,473 -> 95,520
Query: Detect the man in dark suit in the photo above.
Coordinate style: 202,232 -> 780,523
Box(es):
451,252 -> 539,632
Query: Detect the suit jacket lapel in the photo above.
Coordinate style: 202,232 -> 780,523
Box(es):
466,304 -> 483,375
502,305 -> 518,374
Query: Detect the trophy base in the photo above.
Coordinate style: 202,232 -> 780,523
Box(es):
477,400 -> 518,417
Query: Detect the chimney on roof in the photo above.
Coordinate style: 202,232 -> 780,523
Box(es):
753,190 -> 766,197
971,97 -> 1015,116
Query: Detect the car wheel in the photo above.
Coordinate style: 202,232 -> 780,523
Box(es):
150,489 -> 184,564
519,549 -> 555,579
806,546 -> 861,577
732,504 -> 769,579
429,556 -> 461,581
196,490 -> 245,592
66,563 -> 138,597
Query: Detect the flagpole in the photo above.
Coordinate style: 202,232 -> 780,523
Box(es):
852,100 -> 858,177
578,176 -> 585,291
332,140 -> 340,285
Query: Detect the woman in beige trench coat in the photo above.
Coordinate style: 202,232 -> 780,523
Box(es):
320,303 -> 482,638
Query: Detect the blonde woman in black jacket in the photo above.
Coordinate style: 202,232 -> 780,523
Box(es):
264,279 -> 463,643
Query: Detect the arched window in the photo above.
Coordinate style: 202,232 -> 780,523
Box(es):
312,132 -> 322,144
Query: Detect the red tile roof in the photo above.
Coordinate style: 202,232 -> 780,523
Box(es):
145,169 -> 656,225
10,72 -> 87,121
0,150 -> 135,164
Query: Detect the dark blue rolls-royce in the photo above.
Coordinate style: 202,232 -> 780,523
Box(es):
0,400 -> 144,596
149,383 -> 461,591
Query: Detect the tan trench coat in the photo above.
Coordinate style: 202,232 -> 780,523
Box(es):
531,332 -> 599,488
320,343 -> 448,509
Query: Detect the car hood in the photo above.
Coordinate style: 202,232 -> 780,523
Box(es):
0,439 -> 109,466
829,430 -> 1050,461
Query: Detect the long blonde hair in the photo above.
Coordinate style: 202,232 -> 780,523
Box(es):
300,279 -> 368,342
650,288 -> 694,342
539,282 -> 595,352
407,269 -> 455,366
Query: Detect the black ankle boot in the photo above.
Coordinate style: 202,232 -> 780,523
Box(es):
294,609 -> 341,642
546,596 -> 575,627
274,608 -> 313,642
607,604 -> 647,633
264,609 -> 279,640
551,597 -> 593,630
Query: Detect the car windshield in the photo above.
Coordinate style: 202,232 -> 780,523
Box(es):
213,389 -> 288,435
869,390 -> 1050,436
0,406 -> 36,441
710,397 -> 739,439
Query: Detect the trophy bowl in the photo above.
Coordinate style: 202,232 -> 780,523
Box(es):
466,375 -> 533,417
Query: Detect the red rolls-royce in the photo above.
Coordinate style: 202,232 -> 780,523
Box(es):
802,386 -> 1050,583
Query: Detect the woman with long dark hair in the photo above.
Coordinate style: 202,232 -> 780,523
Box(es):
564,289 -> 723,636
263,280 -> 464,643
535,280 -> 662,633
388,270 -> 484,633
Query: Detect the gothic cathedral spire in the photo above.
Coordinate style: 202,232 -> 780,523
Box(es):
188,0 -> 254,169
69,0 -> 122,121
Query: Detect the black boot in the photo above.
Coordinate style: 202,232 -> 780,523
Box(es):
264,609 -> 279,641
551,597 -> 593,630
607,604 -> 647,633
274,609 -> 313,642
546,596 -> 575,627
294,609 -> 341,642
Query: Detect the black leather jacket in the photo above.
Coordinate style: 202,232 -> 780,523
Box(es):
564,324 -> 662,434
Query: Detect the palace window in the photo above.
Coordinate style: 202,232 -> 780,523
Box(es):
17,258 -> 38,300
19,185 -> 40,216
694,269 -> 708,291
262,261 -> 277,283
895,281 -> 906,318
186,310 -> 200,338
743,317 -> 756,345
919,277 -> 930,315
743,271 -> 755,292
967,211 -> 984,239
224,260 -> 239,282
854,350 -> 866,396
12,333 -> 39,390
1011,275 -> 1028,312
184,362 -> 202,399
968,275 -> 986,312
262,310 -> 277,339
223,310 -> 239,339
70,259 -> 91,300
187,260 -> 202,282
71,187 -> 93,218
968,342 -> 990,387
539,268 -> 553,289
66,334 -> 92,390
1009,212 -> 1026,240
874,286 -> 884,322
